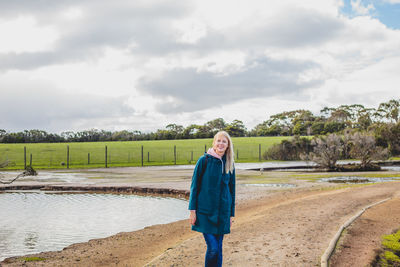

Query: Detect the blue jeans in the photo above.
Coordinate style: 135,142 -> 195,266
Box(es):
203,233 -> 224,267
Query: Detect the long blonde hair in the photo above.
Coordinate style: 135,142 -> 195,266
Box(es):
213,131 -> 235,173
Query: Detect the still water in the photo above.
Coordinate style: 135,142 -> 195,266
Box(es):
0,191 -> 188,261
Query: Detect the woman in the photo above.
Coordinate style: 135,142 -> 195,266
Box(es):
188,131 -> 236,267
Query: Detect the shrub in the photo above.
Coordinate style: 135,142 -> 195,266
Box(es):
348,132 -> 389,168
263,136 -> 312,161
308,133 -> 343,170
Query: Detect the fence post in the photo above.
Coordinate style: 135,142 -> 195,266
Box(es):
105,146 -> 108,168
24,146 -> 27,169
67,145 -> 69,169
141,145 -> 144,166
204,144 -> 206,153
88,153 -> 90,165
30,153 -> 32,167
259,144 -> 261,161
191,151 -> 193,162
237,149 -> 239,160
174,145 -> 176,165
148,152 -> 150,162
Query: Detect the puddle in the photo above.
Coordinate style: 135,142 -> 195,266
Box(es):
0,171 -> 94,183
243,183 -> 297,188
382,166 -> 400,171
0,192 -> 188,261
319,176 -> 400,184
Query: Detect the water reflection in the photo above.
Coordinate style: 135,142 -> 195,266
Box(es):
24,232 -> 38,249
0,192 -> 188,261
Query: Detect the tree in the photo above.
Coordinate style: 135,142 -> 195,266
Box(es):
348,132 -> 388,168
311,121 -> 325,135
255,110 -> 315,136
374,121 -> 400,156
206,118 -> 227,136
291,110 -> 315,135
355,108 -> 375,130
252,121 -> 282,136
0,129 -> 6,142
182,124 -> 199,139
309,134 -> 343,170
264,135 -> 312,160
224,120 -> 247,137
321,104 -> 371,129
323,121 -> 346,134
165,124 -> 184,139
377,99 -> 400,123
321,106 -> 351,124
111,130 -> 132,141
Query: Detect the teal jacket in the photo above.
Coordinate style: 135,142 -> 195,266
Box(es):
188,153 -> 236,234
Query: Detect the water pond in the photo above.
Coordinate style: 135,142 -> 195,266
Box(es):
243,183 -> 297,188
0,191 -> 188,261
319,176 -> 400,184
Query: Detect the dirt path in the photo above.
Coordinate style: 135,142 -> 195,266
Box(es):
3,181 -> 400,266
145,182 -> 400,267
329,192 -> 400,267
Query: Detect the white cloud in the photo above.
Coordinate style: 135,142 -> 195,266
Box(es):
0,0 -> 399,133
350,0 -> 375,15
0,72 -> 134,132
61,7 -> 84,20
0,16 -> 59,53
382,0 -> 400,3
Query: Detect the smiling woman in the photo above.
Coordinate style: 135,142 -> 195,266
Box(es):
189,131 -> 236,267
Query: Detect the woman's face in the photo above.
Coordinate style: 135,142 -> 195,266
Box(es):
213,134 -> 229,155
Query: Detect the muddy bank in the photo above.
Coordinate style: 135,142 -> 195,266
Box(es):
0,184 -> 190,199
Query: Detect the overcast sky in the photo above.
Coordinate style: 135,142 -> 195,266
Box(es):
1,0 -> 400,133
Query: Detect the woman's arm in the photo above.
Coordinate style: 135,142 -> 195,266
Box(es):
229,168 -> 236,217
188,156 -> 205,211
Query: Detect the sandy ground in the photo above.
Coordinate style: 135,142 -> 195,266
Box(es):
1,167 -> 400,266
329,194 -> 400,266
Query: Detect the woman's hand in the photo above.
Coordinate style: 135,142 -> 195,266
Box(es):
189,210 -> 196,225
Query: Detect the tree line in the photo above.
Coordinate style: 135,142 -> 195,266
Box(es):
0,118 -> 246,143
0,99 -> 399,144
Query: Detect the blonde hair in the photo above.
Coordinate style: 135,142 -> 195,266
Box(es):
213,131 -> 235,173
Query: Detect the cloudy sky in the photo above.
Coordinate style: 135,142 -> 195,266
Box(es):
1,0 -> 400,133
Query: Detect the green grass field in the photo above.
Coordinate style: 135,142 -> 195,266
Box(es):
0,136 -> 288,170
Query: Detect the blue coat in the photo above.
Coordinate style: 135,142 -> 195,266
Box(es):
188,153 -> 236,235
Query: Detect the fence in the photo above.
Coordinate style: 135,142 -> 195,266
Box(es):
0,137 -> 286,170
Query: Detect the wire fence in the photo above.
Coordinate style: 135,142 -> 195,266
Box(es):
0,141 -> 269,170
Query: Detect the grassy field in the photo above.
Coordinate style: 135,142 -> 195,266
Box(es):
0,136 -> 288,170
